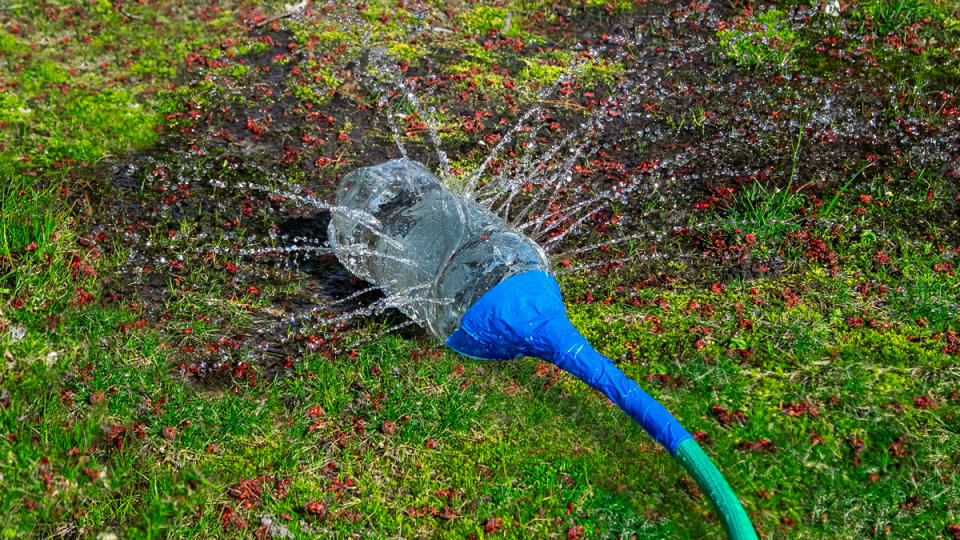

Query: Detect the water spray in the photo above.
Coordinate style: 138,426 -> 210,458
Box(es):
329,159 -> 756,539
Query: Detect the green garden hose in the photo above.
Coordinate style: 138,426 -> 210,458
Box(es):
675,438 -> 757,539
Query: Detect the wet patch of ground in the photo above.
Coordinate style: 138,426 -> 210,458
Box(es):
90,0 -> 959,359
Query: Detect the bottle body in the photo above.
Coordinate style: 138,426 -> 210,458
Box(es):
328,159 -> 551,338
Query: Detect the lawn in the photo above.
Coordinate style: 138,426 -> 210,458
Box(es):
1,0 -> 959,538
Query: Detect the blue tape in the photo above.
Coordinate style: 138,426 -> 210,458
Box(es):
446,271 -> 692,454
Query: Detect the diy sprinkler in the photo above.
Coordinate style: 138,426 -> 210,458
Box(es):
329,159 -> 757,539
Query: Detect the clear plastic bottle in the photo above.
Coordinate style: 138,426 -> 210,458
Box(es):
328,159 -> 551,338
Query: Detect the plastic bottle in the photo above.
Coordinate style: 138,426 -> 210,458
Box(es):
328,158 -> 551,338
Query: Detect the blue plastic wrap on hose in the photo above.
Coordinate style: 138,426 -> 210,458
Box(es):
446,270 -> 693,454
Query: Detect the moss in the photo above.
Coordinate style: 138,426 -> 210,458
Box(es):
64,89 -> 163,152
457,5 -> 511,34
581,59 -> 626,87
0,89 -> 166,174
309,61 -> 337,88
0,33 -> 28,55
208,9 -> 238,29
520,60 -> 566,86
516,49 -> 624,92
130,58 -> 177,80
311,29 -> 355,46
386,43 -> 421,62
0,1 -> 216,178
21,60 -> 71,91
583,0 -> 635,9
292,84 -> 332,106
0,93 -> 29,124
228,63 -> 251,79
846,330 -> 951,369
454,4 -> 548,40
231,43 -> 253,56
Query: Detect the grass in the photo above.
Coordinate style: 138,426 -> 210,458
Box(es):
2,0 -> 960,538
859,0 -> 955,36
872,0 -> 926,35
0,2 -> 203,178
717,8 -> 807,70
